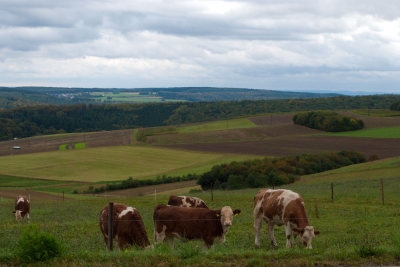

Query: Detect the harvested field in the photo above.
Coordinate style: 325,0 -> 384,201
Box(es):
155,113 -> 400,159
0,129 -> 132,156
162,136 -> 400,159
0,189 -> 70,201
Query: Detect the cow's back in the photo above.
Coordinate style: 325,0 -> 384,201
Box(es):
100,203 -> 150,249
14,195 -> 30,212
154,204 -> 222,240
168,195 -> 209,208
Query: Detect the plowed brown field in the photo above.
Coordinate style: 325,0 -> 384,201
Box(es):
156,112 -> 400,159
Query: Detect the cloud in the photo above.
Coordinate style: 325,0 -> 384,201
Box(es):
0,0 -> 399,92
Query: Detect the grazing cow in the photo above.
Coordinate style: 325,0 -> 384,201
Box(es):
99,203 -> 151,250
253,189 -> 320,249
167,195 -> 209,209
153,204 -> 241,249
13,195 -> 30,222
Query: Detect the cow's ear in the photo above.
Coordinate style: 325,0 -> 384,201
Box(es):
12,211 -> 16,214
314,230 -> 320,235
233,209 -> 241,215
215,211 -> 221,217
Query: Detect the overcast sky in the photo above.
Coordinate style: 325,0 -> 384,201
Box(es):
1,0 -> 400,93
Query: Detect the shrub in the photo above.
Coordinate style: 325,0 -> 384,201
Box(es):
16,225 -> 63,262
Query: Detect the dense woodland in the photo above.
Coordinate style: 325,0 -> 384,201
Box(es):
293,111 -> 364,132
0,94 -> 399,141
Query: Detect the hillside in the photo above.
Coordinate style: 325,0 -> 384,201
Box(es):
1,87 -> 340,109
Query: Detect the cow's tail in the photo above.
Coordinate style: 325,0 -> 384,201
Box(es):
153,204 -> 167,221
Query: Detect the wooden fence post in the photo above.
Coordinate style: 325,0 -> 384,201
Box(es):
108,202 -> 114,251
381,179 -> 385,205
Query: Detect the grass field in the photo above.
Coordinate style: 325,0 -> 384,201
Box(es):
0,166 -> 399,266
0,146 -> 258,191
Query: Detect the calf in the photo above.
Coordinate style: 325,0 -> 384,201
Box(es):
153,204 -> 241,249
253,189 -> 320,249
167,195 -> 209,209
13,195 -> 30,222
99,203 -> 151,250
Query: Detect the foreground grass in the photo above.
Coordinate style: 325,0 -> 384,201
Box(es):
0,175 -> 399,266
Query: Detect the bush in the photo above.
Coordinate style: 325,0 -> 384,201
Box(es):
16,225 -> 63,262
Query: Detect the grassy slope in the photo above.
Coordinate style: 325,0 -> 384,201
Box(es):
0,166 -> 399,266
0,146 -> 257,183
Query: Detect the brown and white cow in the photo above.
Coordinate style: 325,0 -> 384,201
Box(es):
167,195 -> 209,209
253,189 -> 320,249
153,204 -> 241,249
13,195 -> 30,222
99,203 -> 151,250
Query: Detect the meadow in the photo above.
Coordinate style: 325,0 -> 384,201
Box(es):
0,164 -> 399,266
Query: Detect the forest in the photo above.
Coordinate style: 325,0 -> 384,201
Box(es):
0,94 -> 400,141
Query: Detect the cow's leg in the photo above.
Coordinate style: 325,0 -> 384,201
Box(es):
267,223 -> 278,247
203,236 -> 214,250
284,222 -> 292,248
118,237 -> 129,250
253,211 -> 263,247
26,213 -> 30,223
154,225 -> 167,245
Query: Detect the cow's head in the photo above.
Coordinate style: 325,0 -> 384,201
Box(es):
217,206 -> 241,228
293,226 -> 320,249
13,210 -> 24,222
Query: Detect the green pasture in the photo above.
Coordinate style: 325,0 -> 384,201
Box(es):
0,170 -> 399,266
178,118 -> 257,133
0,146 -> 257,184
326,126 -> 400,138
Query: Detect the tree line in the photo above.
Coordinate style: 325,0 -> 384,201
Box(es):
1,94 -> 400,141
292,111 -> 364,132
83,150 -> 367,194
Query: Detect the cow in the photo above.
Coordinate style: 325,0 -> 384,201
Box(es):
253,189 -> 320,249
153,204 -> 241,249
167,195 -> 209,209
13,195 -> 30,222
99,203 -> 151,250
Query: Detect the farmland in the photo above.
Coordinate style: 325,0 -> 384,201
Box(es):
0,110 -> 399,266
90,91 -> 186,103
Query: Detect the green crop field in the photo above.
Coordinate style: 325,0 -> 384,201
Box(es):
0,146 -> 258,183
326,126 -> 400,138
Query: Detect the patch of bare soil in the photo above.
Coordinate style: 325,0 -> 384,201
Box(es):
0,189 -> 70,201
153,113 -> 400,160
162,135 -> 400,159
